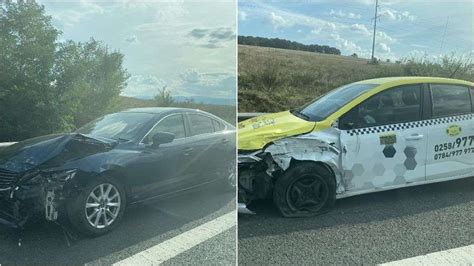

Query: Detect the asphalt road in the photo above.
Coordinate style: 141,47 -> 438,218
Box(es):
238,177 -> 474,265
0,181 -> 236,265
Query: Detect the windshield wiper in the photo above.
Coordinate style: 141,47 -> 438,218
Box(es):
290,109 -> 310,121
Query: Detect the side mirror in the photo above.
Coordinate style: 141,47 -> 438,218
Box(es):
151,131 -> 175,148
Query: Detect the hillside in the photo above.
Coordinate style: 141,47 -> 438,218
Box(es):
238,45 -> 472,113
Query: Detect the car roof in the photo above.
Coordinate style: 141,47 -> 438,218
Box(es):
354,76 -> 473,87
122,107 -> 199,114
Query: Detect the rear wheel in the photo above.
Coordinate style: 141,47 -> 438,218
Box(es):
273,162 -> 336,217
67,177 -> 126,236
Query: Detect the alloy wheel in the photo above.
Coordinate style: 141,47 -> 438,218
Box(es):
84,183 -> 121,229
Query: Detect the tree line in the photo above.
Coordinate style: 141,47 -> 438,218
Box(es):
238,35 -> 341,55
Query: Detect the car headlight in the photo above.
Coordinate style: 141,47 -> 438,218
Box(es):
42,169 -> 77,182
238,150 -> 264,164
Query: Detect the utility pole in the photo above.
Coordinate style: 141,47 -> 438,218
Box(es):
371,0 -> 379,63
439,16 -> 449,52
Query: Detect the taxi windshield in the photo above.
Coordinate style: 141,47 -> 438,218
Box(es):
296,83 -> 378,121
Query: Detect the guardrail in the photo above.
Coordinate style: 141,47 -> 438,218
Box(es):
237,113 -> 267,122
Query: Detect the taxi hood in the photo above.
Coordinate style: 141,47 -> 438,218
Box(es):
238,111 -> 316,150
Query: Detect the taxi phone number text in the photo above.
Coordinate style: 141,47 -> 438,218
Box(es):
433,135 -> 474,160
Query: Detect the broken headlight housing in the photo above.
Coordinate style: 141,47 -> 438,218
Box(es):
238,150 -> 265,164
41,169 -> 77,182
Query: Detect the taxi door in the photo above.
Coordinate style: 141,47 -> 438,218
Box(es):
425,84 -> 474,181
339,84 -> 428,192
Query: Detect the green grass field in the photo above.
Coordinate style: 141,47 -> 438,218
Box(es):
238,45 -> 472,113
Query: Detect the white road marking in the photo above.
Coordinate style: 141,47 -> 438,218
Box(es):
381,245 -> 474,265
113,211 -> 235,265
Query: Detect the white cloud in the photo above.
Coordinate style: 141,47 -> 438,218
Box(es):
350,23 -> 371,36
377,31 -> 396,44
239,10 -> 248,21
242,2 -> 344,34
47,0 -> 105,29
331,33 -> 367,56
378,42 -> 391,53
122,75 -> 167,99
329,9 -> 361,19
380,9 -> 397,20
268,12 -> 294,29
380,8 -> 416,21
172,70 -> 236,97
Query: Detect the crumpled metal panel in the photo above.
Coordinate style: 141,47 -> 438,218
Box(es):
264,128 -> 346,194
238,111 -> 316,151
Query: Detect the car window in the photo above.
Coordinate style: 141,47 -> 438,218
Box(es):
77,112 -> 155,141
340,85 -> 421,129
189,114 -> 215,136
431,85 -> 471,117
471,87 -> 474,113
298,83 -> 378,121
144,114 -> 186,144
212,119 -> 226,132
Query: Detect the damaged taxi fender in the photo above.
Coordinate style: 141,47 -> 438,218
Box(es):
238,111 -> 316,151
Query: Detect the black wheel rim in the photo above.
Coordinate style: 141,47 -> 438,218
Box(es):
286,174 -> 328,213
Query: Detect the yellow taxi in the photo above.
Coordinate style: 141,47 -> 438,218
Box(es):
238,77 -> 474,217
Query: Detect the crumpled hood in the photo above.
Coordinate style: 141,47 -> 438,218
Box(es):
0,133 -> 115,173
238,111 -> 316,150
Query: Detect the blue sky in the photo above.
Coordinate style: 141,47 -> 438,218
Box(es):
39,0 -> 236,101
239,0 -> 473,61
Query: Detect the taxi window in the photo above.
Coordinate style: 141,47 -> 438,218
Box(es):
298,83 -> 378,121
471,88 -> 474,113
340,85 -> 421,129
431,85 -> 471,117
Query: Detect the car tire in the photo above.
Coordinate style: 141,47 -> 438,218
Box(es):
273,162 -> 336,218
67,177 -> 126,237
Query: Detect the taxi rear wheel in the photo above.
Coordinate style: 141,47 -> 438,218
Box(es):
273,162 -> 336,217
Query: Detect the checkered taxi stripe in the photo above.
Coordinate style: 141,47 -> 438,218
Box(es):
346,113 -> 474,136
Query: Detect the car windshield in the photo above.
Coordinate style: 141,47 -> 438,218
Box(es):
76,112 -> 155,141
296,83 -> 378,121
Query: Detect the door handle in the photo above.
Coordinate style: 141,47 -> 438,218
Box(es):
405,134 -> 424,141
183,147 -> 194,156
221,138 -> 230,144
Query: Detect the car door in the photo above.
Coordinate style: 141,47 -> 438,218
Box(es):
129,113 -> 194,200
425,84 -> 474,181
339,84 -> 428,192
210,117 -> 236,175
185,113 -> 221,186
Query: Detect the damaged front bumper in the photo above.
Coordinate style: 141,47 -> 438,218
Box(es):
0,169 -> 77,228
238,132 -> 344,214
238,150 -> 279,213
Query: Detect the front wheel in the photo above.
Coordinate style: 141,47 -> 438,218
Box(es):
67,177 -> 126,236
273,162 -> 336,217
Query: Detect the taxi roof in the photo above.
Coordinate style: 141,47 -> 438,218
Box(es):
354,76 -> 473,87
